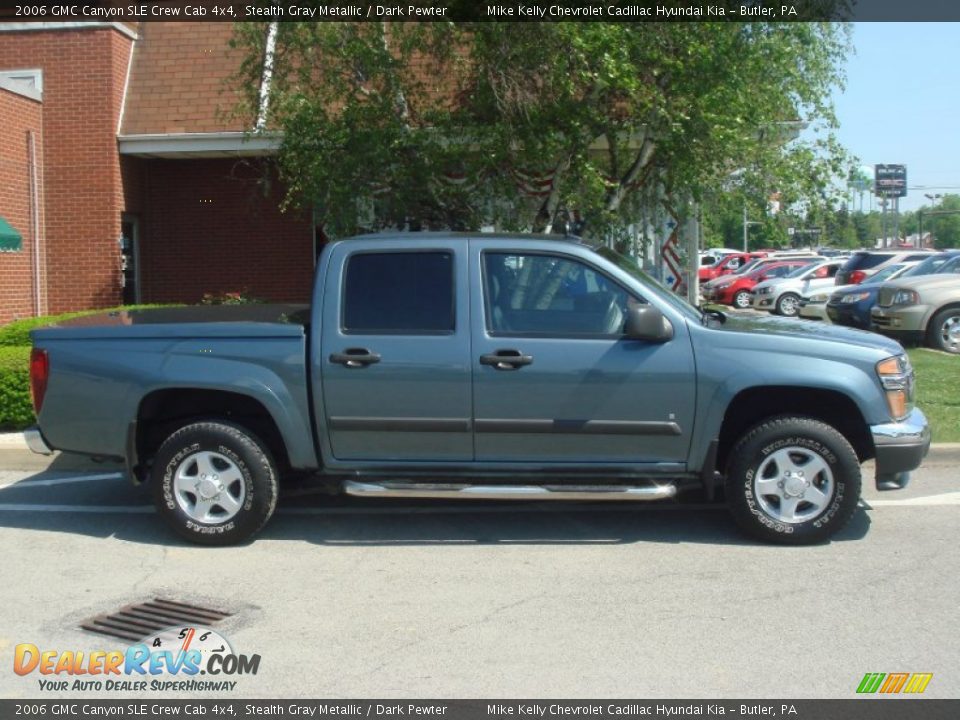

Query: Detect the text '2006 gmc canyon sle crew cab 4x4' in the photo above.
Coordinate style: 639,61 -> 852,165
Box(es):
26,234 -> 930,545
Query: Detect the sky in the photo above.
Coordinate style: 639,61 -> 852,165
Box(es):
824,23 -> 960,212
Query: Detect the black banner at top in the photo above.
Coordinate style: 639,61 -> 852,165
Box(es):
0,1 -> 959,23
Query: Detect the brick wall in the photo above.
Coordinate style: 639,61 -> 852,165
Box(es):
0,86 -> 44,324
139,158 -> 315,304
121,22 -> 252,135
0,26 -> 135,315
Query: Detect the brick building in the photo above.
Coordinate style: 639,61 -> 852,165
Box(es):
0,21 -> 313,324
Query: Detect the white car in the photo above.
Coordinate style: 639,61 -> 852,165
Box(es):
751,259 -> 843,316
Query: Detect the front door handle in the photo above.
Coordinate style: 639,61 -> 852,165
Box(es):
480,349 -> 533,371
330,348 -> 381,368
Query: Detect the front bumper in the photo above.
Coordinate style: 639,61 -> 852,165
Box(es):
871,304 -> 930,336
798,301 -> 829,321
827,303 -> 869,329
24,426 -> 54,455
870,407 -> 931,490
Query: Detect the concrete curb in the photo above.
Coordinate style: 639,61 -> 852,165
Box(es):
1,432 -> 958,464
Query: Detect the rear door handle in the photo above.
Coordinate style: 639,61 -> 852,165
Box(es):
480,349 -> 533,371
330,348 -> 381,368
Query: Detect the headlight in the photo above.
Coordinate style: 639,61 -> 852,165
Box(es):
892,289 -> 920,306
841,292 -> 871,304
808,293 -> 829,303
757,287 -> 773,295
876,354 -> 914,421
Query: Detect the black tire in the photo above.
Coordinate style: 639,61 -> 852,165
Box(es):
927,307 -> 960,354
151,421 -> 279,546
775,292 -> 801,317
732,290 -> 753,309
725,416 -> 861,545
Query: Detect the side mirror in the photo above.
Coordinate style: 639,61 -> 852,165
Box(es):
624,305 -> 674,342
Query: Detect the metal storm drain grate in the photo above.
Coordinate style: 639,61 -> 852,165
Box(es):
81,598 -> 232,643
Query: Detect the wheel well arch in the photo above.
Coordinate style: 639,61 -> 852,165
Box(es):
134,389 -> 291,479
930,301 -> 960,319
716,386 -> 873,473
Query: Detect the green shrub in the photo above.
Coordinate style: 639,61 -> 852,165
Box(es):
200,290 -> 264,305
0,305 -> 180,430
0,304 -> 176,347
0,346 -> 33,430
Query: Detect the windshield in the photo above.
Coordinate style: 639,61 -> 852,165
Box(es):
593,246 -> 701,321
783,264 -> 814,279
936,255 -> 960,274
871,263 -> 909,282
737,258 -> 763,274
902,255 -> 948,277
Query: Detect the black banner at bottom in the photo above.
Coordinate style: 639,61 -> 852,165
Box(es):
1,700 -> 958,720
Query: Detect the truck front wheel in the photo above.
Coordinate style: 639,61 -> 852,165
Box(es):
151,421 -> 279,546
725,416 -> 861,544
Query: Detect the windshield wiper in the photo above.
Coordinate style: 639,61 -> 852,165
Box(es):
698,306 -> 727,326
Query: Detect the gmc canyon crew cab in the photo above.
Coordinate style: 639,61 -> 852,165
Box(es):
26,234 -> 930,545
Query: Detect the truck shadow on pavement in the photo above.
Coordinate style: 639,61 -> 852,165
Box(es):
0,467 -> 872,547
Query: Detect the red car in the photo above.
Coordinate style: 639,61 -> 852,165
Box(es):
698,252 -> 767,282
702,259 -> 816,308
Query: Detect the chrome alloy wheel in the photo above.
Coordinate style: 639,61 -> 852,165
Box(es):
777,294 -> 800,316
753,447 -> 835,524
733,291 -> 752,309
173,451 -> 246,523
940,315 -> 960,353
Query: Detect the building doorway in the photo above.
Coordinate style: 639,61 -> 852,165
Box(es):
120,215 -> 140,304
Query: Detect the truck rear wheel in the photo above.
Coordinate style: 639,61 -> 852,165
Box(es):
151,421 -> 279,546
725,416 -> 861,545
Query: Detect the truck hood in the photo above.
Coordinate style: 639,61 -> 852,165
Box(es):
712,312 -> 904,354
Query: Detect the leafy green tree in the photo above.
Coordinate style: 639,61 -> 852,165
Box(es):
927,195 -> 960,249
851,211 -> 882,248
233,19 -> 852,238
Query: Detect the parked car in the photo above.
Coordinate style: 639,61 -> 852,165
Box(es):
751,259 -> 844,316
871,255 -> 960,352
836,249 -> 936,286
828,253 -> 960,329
698,252 -> 767,282
702,259 -> 820,309
803,262 -> 919,324
26,233 -> 929,545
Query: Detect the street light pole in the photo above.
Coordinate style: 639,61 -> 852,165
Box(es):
742,205 -> 748,252
742,205 -> 761,252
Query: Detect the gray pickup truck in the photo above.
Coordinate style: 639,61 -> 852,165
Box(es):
26,234 -> 930,545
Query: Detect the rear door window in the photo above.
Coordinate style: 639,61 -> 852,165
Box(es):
342,251 -> 454,334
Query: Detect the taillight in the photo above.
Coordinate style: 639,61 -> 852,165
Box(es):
849,270 -> 867,284
29,349 -> 49,415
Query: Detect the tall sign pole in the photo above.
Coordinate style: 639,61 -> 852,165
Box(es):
875,164 -> 907,248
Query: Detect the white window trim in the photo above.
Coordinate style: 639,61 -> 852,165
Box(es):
0,68 -> 43,97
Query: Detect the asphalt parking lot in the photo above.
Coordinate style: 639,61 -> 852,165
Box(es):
0,440 -> 957,700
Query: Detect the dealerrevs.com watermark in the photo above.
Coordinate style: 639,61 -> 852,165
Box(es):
13,625 -> 259,693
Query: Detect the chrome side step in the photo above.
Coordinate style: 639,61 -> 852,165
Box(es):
342,480 -> 676,502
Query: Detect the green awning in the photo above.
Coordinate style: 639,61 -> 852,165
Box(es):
0,216 -> 22,252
